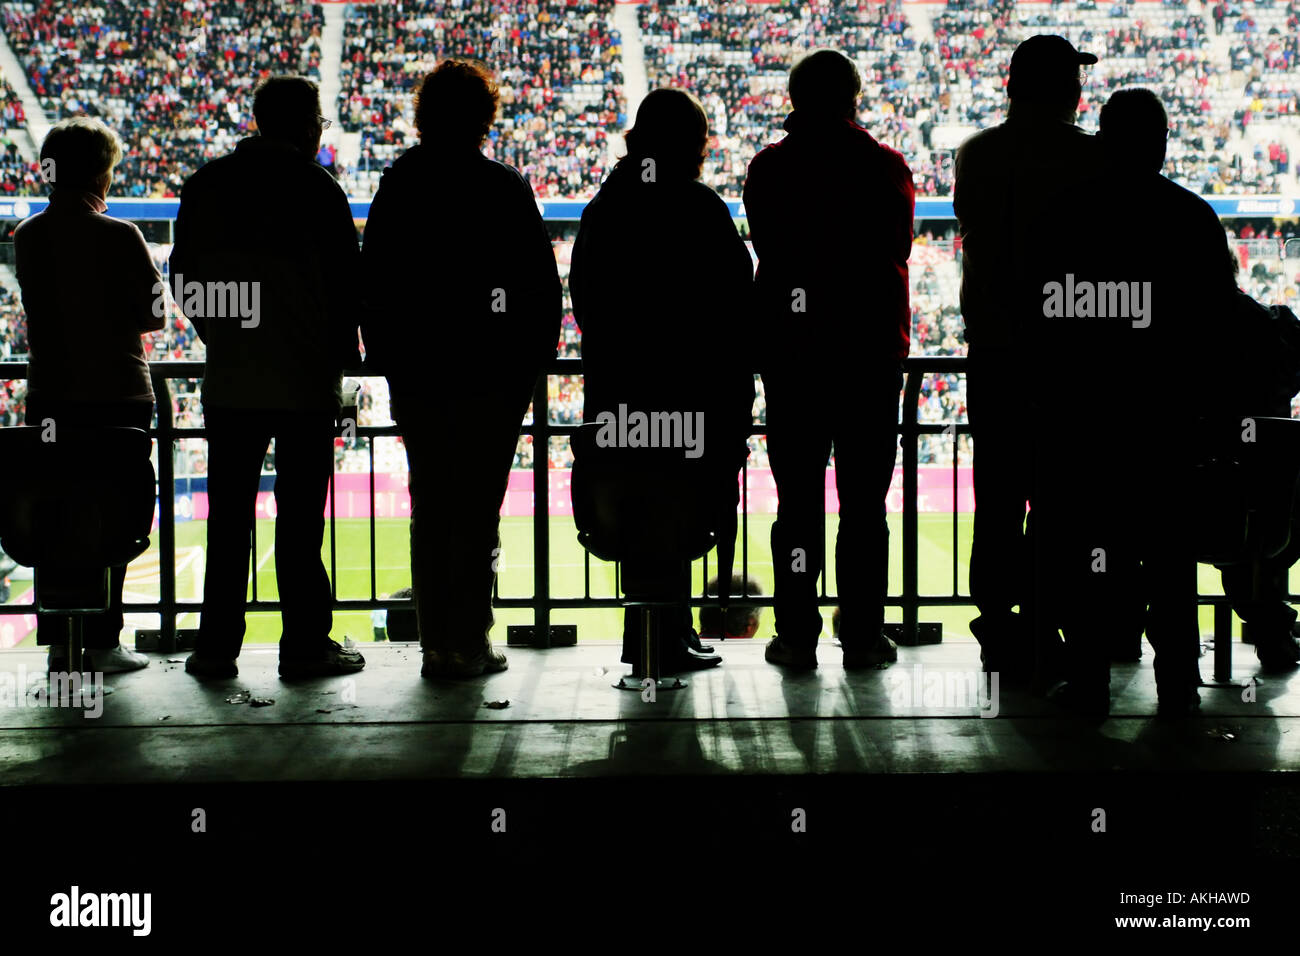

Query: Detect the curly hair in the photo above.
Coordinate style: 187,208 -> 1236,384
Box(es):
414,59 -> 500,147
40,116 -> 123,191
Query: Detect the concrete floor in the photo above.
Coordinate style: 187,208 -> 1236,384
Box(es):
2,638 -> 1298,783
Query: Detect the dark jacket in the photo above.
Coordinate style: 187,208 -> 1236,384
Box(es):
360,142 -> 561,415
744,111 -> 914,376
15,189 -> 163,405
570,160 -> 754,470
955,104 -> 1103,353
170,136 -> 362,412
1028,168 -> 1239,443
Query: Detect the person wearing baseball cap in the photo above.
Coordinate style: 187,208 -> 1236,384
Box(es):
1007,34 -> 1097,101
953,35 -> 1101,689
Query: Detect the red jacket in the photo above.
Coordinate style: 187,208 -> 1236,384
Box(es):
744,112 -> 914,374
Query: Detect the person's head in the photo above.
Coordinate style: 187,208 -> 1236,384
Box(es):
699,575 -> 764,639
414,58 -> 500,148
788,49 -> 862,121
385,587 -> 417,642
252,75 -> 325,156
1007,35 -> 1096,118
1099,88 -> 1169,173
621,88 -> 710,182
39,116 -> 123,198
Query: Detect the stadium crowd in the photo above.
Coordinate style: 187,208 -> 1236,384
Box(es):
1,1 -> 1299,474
1,0 -> 324,197
335,0 -> 625,199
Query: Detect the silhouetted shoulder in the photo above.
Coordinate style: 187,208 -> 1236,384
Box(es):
685,178 -> 734,217
1151,173 -> 1216,221
955,122 -> 1007,163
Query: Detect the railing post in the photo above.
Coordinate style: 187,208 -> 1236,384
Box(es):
902,366 -> 921,645
151,368 -> 177,653
532,369 -> 550,641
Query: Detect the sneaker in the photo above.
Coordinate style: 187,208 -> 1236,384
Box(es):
765,635 -> 817,670
279,639 -> 366,678
421,645 -> 508,679
85,644 -> 149,674
843,632 -> 898,670
185,653 -> 239,679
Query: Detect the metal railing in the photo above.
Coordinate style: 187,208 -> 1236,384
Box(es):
0,355 -> 1256,682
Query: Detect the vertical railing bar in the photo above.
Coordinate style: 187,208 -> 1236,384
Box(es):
902,367 -> 921,643
953,422 -> 960,596
531,372 -> 550,640
369,432 -> 377,600
741,450 -> 749,596
152,369 -> 177,651
329,447 -> 338,601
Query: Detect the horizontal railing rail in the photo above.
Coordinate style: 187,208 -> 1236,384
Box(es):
0,356 -> 1262,681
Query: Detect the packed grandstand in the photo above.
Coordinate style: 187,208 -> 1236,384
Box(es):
0,0 -> 1297,477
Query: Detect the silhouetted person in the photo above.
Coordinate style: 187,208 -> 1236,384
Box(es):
699,574 -> 764,641
15,116 -> 163,674
172,75 -> 365,679
954,35 -> 1101,682
1030,88 -> 1238,715
570,88 -> 753,673
744,49 -> 913,670
1217,282 -> 1300,671
361,59 -> 560,678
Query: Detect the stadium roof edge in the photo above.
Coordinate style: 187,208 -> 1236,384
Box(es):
0,196 -> 1295,222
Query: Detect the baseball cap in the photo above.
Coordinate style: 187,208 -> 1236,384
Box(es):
1009,34 -> 1098,85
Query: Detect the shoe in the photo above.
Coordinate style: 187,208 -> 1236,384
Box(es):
765,635 -> 817,670
421,644 -> 508,679
685,629 -> 715,654
843,632 -> 898,669
85,644 -> 149,673
185,653 -> 238,679
279,639 -> 365,678
1255,631 -> 1300,671
1155,686 -> 1201,719
1046,680 -> 1110,718
655,645 -> 722,674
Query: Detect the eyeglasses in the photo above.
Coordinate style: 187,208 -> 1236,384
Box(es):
318,116 -> 332,130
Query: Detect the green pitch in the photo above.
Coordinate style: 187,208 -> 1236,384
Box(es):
7,513 -> 1238,647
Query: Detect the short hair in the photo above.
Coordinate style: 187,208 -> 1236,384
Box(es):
699,574 -> 764,637
1099,88 -> 1168,170
252,75 -> 321,139
789,50 -> 862,118
414,59 -> 500,147
40,117 -> 123,191
621,87 -> 710,181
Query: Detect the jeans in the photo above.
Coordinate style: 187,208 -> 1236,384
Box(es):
394,392 -> 525,654
196,406 -> 336,657
765,363 -> 904,650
